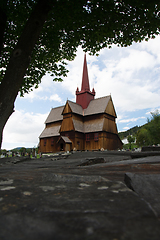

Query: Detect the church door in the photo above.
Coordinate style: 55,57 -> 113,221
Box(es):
60,143 -> 64,151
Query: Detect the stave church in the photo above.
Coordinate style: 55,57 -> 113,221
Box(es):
39,55 -> 123,153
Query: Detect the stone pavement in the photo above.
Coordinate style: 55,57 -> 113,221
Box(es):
0,151 -> 160,240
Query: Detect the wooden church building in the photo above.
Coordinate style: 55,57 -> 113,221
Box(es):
39,55 -> 123,153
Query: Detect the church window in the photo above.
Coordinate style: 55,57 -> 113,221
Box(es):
86,133 -> 90,141
44,139 -> 46,146
94,133 -> 99,141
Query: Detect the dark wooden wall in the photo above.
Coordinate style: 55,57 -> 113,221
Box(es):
39,136 -> 60,153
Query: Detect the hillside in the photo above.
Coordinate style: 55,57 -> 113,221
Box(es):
118,124 -> 147,140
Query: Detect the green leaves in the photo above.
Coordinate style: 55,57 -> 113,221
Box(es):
136,110 -> 160,146
146,110 -> 160,145
1,0 -> 160,95
127,135 -> 135,149
136,128 -> 150,147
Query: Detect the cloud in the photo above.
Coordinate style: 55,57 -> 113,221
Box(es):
20,35 -> 160,113
49,94 -> 62,103
20,36 -> 160,114
2,110 -> 48,149
22,76 -> 64,105
22,75 -> 59,101
2,36 -> 160,150
123,127 -> 130,131
23,86 -> 44,100
119,117 -> 146,124
85,39 -> 160,114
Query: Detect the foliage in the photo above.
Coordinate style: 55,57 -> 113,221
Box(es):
136,128 -> 150,147
136,110 -> 160,147
118,125 -> 141,140
127,135 -> 135,149
1,0 -> 160,95
35,148 -> 38,154
11,148 -> 18,153
0,149 -> 7,155
26,148 -> 32,154
19,147 -> 26,153
123,143 -> 137,150
147,110 -> 160,145
119,110 -> 160,148
0,149 -> 9,157
1,0 -> 160,149
127,135 -> 135,143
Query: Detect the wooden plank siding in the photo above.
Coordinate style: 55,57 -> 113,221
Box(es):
85,132 -> 102,150
74,132 -> 84,150
105,97 -> 117,117
39,136 -> 60,153
103,117 -> 118,134
62,101 -> 72,114
39,95 -> 123,153
104,132 -> 122,150
84,132 -> 121,151
60,117 -> 74,132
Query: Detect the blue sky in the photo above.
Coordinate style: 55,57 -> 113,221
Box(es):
2,36 -> 160,150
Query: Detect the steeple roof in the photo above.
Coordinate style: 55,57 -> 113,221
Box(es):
76,54 -> 95,109
81,54 -> 90,91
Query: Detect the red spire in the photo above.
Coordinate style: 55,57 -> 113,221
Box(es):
76,54 -> 95,109
81,54 -> 90,91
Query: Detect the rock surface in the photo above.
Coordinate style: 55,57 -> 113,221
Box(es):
124,172 -> 160,217
0,151 -> 160,240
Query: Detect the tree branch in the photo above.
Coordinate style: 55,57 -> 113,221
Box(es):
0,0 -> 53,149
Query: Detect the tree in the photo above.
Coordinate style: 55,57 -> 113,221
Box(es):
19,147 -> 26,156
1,0 -> 160,149
136,128 -> 150,147
136,110 -> 160,146
0,148 -> 7,156
119,125 -> 140,140
127,135 -> 135,150
147,110 -> 160,145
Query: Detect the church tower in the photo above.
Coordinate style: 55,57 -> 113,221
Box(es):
76,54 -> 95,109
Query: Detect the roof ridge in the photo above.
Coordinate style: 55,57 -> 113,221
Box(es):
94,95 -> 110,100
68,100 -> 83,108
86,95 -> 110,105
67,100 -> 77,104
51,105 -> 64,109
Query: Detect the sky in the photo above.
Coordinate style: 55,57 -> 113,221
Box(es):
2,35 -> 160,150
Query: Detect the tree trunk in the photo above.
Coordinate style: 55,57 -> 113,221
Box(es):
0,0 -> 52,149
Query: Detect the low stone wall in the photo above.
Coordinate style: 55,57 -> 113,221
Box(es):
142,146 -> 160,152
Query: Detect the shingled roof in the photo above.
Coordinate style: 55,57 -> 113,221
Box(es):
43,96 -> 114,128
72,118 -> 105,133
67,100 -> 83,115
84,118 -> 104,133
72,119 -> 84,132
57,136 -> 72,143
67,96 -> 112,117
39,125 -> 61,138
84,96 -> 110,116
45,106 -> 64,124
